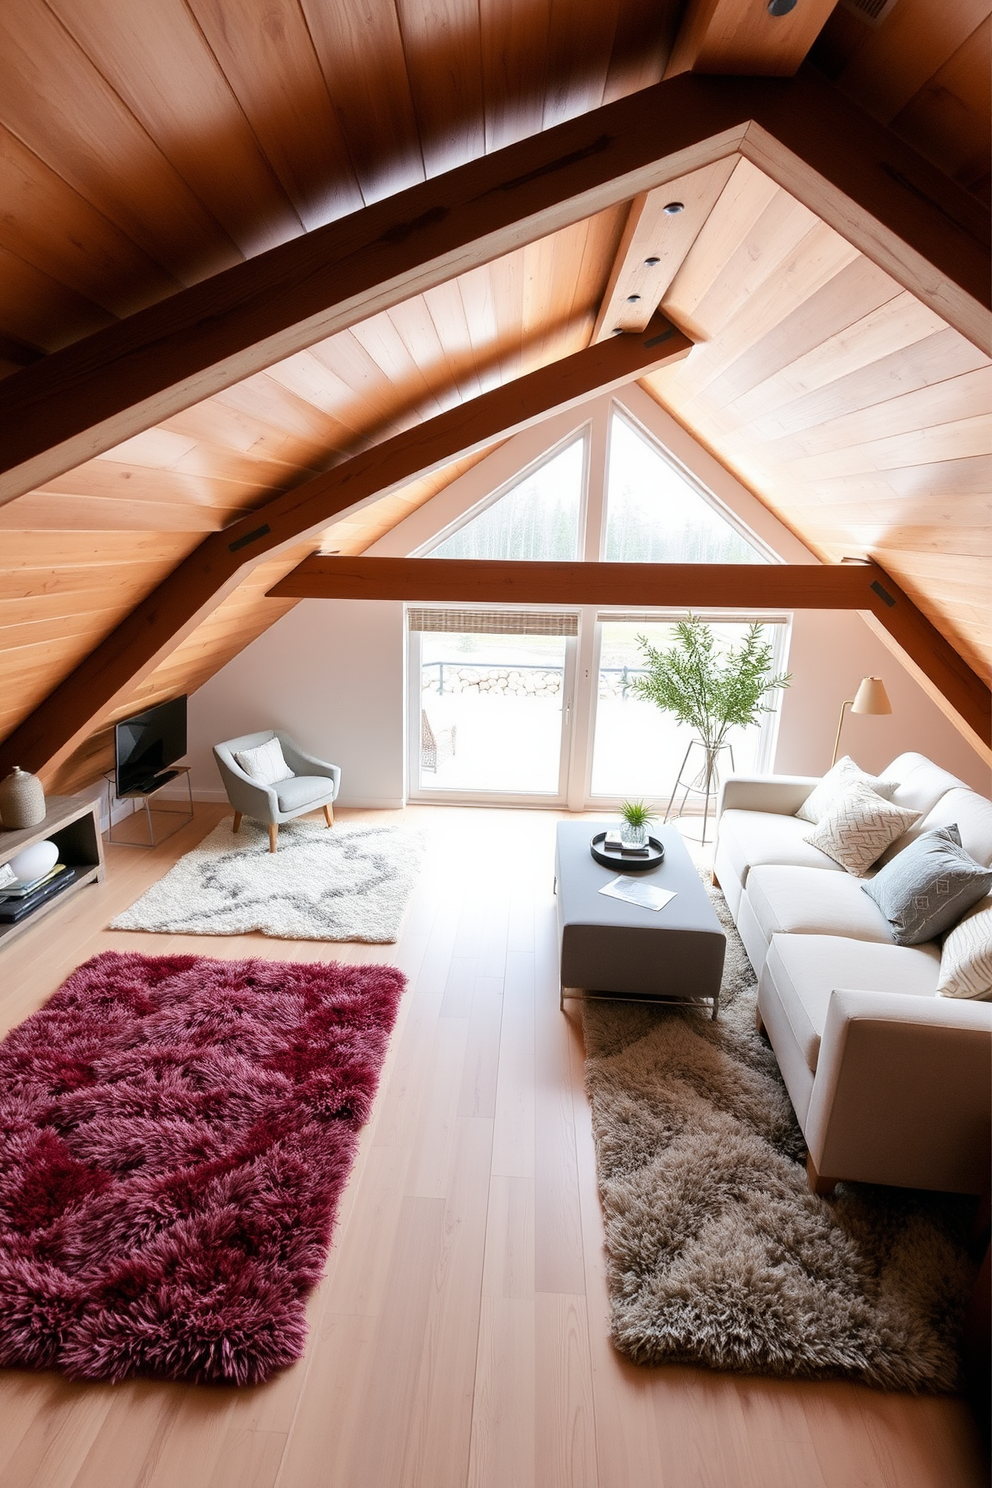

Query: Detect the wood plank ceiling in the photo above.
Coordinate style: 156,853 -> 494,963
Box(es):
0,0 -> 988,791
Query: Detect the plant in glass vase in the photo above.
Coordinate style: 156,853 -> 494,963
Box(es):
632,616 -> 790,835
619,798 -> 655,846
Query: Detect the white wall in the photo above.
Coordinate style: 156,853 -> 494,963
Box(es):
183,383 -> 990,806
778,610 -> 989,792
186,600 -> 406,808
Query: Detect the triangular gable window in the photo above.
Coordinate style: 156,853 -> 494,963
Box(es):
604,410 -> 766,563
428,435 -> 584,561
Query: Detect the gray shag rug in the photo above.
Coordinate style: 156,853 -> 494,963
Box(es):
111,818 -> 424,943
582,890 -> 976,1391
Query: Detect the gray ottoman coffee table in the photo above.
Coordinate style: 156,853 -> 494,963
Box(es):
554,820 -> 726,1017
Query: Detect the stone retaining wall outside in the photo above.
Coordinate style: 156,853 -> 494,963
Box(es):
422,664 -> 648,699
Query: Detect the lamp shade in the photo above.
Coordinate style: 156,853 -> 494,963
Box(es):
851,676 -> 892,716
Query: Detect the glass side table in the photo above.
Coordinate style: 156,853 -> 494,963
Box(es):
104,766 -> 194,848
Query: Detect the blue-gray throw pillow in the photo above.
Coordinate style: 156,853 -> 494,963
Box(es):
863,824 -> 992,946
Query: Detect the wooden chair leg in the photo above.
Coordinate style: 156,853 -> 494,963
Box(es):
323,803 -> 334,828
232,811 -> 242,833
268,824 -> 278,853
807,1153 -> 837,1198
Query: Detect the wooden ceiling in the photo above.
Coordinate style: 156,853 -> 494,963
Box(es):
0,0 -> 988,791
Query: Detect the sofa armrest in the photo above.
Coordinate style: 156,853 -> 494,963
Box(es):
805,988 -> 992,1193
718,774 -> 820,819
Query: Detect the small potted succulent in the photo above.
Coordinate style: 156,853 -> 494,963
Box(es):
619,799 -> 655,847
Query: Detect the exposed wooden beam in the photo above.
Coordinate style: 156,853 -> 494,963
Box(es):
268,556 -> 991,760
665,0 -> 839,80
0,318 -> 690,781
858,568 -> 992,766
267,555 -> 875,607
591,161 -> 737,342
1,70 -> 987,504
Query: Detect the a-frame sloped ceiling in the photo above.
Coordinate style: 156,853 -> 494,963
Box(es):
0,0 -> 989,793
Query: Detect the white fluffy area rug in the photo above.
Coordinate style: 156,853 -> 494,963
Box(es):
111,818 -> 424,943
582,890 -> 978,1392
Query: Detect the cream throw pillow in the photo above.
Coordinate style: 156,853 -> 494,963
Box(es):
233,737 -> 293,786
796,755 -> 898,824
938,894 -> 992,1000
802,783 -> 920,877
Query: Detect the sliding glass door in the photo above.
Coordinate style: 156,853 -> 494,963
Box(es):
588,617 -> 786,804
410,619 -> 576,804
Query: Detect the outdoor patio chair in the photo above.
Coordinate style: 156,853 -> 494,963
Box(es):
421,710 -> 457,773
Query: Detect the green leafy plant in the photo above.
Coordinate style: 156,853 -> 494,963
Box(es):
632,616 -> 790,756
619,799 -> 655,828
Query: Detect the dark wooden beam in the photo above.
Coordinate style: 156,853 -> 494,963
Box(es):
268,555 -> 874,607
1,70 -> 987,504
858,567 -> 992,765
269,556 -> 992,758
664,0 -> 838,79
0,318 -> 690,781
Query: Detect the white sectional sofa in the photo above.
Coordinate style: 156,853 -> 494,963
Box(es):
713,753 -> 992,1197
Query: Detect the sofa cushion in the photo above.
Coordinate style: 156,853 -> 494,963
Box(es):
802,784 -> 920,876
938,894 -> 992,1001
763,934 -> 940,1071
716,808 -> 845,887
234,736 -> 293,786
863,826 -> 992,946
795,755 -> 897,824
915,789 -> 992,869
275,775 -> 334,812
746,865 -> 898,945
884,752 -> 966,816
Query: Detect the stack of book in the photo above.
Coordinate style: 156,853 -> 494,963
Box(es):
603,830 -> 651,857
0,861 -> 76,923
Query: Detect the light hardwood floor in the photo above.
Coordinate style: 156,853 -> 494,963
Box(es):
0,803 -> 986,1488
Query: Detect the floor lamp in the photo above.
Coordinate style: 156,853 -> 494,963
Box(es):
831,676 -> 892,767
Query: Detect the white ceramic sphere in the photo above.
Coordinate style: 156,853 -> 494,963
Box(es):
9,839 -> 59,886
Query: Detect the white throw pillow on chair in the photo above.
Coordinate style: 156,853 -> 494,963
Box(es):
233,737 -> 294,786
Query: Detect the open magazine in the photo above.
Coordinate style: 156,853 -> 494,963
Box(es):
599,876 -> 677,913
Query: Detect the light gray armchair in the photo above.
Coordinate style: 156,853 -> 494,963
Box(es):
213,730 -> 342,853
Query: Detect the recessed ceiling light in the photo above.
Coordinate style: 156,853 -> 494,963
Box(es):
611,326 -> 624,335
626,294 -> 641,303
663,202 -> 684,215
643,256 -> 660,266
767,0 -> 797,13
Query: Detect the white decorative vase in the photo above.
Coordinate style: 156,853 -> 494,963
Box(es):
0,766 -> 47,829
9,839 -> 58,886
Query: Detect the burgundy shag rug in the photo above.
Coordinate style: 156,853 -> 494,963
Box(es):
0,951 -> 405,1386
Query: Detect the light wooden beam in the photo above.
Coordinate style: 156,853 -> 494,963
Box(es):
591,161 -> 737,342
268,556 -> 992,760
665,0 -> 839,79
0,318 -> 690,781
1,70 -> 988,504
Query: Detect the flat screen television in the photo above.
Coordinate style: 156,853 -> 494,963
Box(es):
115,695 -> 188,795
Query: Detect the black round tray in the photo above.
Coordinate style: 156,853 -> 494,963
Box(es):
590,831 -> 665,871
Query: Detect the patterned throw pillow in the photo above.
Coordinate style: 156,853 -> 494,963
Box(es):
802,783 -> 920,877
862,825 -> 992,946
938,895 -> 992,999
233,737 -> 294,786
796,755 -> 898,825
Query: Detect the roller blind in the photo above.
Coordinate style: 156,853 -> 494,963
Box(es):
408,608 -> 578,636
